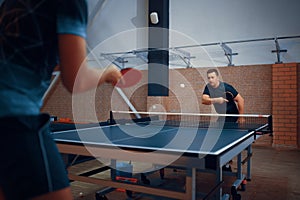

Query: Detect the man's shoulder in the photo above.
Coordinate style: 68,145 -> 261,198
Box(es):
223,82 -> 235,89
222,82 -> 232,86
223,82 -> 238,95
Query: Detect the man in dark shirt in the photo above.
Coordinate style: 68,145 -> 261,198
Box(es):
202,68 -> 245,123
202,68 -> 245,171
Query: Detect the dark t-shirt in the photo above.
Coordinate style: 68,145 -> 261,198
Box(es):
0,0 -> 88,116
203,81 -> 239,114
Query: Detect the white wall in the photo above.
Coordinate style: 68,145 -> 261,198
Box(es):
86,0 -> 300,68
170,0 -> 300,67
87,0 -> 148,51
171,0 -> 300,43
1,0 -> 298,67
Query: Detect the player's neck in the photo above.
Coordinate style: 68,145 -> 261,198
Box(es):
212,81 -> 220,88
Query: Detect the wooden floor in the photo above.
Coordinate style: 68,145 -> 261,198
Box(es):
69,141 -> 300,200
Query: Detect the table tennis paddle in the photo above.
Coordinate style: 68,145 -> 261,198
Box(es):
223,91 -> 235,102
115,68 -> 142,88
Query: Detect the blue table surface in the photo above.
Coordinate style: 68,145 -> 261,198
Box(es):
52,123 -> 254,155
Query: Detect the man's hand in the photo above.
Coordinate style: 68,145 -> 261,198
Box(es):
102,65 -> 123,85
238,117 -> 245,123
214,97 -> 228,104
202,95 -> 228,105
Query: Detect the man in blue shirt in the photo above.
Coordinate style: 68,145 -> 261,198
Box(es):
0,1 -> 121,199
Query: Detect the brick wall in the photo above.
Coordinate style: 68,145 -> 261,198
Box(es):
272,63 -> 298,148
298,64 -> 300,148
146,65 -> 273,115
43,64 -> 273,122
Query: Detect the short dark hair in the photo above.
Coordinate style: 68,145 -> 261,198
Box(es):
207,69 -> 219,76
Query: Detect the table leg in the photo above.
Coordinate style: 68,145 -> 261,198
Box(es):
247,145 -> 252,180
216,160 -> 223,200
186,168 -> 197,200
237,153 -> 242,180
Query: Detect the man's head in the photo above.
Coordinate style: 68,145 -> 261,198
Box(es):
207,69 -> 220,88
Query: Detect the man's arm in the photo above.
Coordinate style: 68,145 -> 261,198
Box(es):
202,94 -> 228,105
58,34 -> 122,93
234,94 -> 244,114
234,94 -> 245,123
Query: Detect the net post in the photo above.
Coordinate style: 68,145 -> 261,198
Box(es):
268,115 -> 273,136
109,111 -> 116,125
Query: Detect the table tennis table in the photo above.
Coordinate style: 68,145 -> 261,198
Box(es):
51,112 -> 272,200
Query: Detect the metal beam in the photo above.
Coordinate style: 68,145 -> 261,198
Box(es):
220,43 -> 238,66
271,38 -> 287,64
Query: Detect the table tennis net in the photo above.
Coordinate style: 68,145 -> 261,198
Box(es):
110,111 -> 272,133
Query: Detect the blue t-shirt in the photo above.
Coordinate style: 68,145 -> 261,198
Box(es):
203,82 -> 239,114
0,0 -> 88,117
